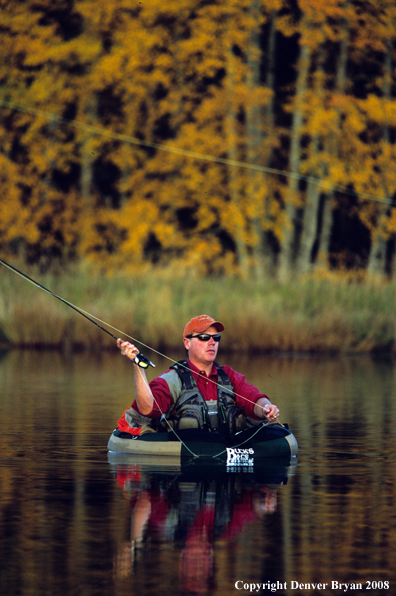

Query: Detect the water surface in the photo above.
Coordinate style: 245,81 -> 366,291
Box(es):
1,349 -> 395,596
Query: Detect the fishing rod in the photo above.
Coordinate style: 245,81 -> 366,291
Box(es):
1,258 -> 283,444
0,258 -> 155,368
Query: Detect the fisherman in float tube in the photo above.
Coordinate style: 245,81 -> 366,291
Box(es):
116,315 -> 280,436
0,260 -> 280,435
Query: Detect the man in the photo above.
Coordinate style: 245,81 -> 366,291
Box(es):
116,314 -> 279,436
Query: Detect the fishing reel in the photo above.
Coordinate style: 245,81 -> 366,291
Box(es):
133,352 -> 156,369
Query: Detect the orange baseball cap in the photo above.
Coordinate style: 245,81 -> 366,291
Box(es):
183,314 -> 225,338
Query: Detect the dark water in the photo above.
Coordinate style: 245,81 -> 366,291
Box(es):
1,349 -> 396,596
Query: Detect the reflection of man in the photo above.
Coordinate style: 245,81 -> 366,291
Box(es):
252,487 -> 278,516
116,314 -> 279,436
179,511 -> 216,594
178,485 -> 278,593
113,467 -> 278,586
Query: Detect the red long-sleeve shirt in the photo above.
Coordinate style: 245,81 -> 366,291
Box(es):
133,359 -> 269,420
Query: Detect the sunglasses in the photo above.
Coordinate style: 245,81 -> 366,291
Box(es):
187,333 -> 221,342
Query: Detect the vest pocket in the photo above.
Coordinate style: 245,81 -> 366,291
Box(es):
225,406 -> 247,435
176,408 -> 204,430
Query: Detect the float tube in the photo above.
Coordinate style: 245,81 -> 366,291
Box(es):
107,423 -> 298,467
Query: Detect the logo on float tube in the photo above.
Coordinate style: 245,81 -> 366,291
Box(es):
226,447 -> 254,466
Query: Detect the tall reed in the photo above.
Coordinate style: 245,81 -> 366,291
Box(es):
0,263 -> 395,354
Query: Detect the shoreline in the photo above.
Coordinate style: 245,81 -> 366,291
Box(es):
1,342 -> 395,358
1,267 -> 395,355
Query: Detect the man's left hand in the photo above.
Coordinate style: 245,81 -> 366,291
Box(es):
263,403 -> 279,421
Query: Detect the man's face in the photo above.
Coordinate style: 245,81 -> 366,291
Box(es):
183,325 -> 220,368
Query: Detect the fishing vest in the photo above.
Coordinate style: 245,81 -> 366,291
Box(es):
160,360 -> 247,435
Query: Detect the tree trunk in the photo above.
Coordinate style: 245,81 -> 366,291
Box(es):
256,8 -> 278,278
246,0 -> 269,281
225,22 -> 248,274
296,47 -> 326,275
316,194 -> 334,267
367,40 -> 393,280
314,6 -> 349,271
277,41 -> 311,282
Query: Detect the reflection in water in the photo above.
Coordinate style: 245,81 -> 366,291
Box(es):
109,454 -> 289,593
1,350 -> 396,596
109,458 -> 292,594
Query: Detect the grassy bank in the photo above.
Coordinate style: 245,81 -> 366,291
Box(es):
0,262 -> 395,354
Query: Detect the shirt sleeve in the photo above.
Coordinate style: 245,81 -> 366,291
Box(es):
222,365 -> 270,419
131,373 -> 174,418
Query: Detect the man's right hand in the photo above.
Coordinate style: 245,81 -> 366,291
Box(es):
117,338 -> 140,362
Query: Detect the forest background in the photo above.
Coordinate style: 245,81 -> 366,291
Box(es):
1,0 -> 396,354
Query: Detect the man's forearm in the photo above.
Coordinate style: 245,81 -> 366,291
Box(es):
133,364 -> 155,415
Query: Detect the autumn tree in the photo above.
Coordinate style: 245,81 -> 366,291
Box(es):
1,0 -> 396,279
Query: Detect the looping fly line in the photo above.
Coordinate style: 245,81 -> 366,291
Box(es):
0,98 -> 395,207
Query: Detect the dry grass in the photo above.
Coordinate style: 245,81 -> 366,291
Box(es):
0,262 -> 395,354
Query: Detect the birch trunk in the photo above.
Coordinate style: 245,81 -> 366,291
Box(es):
257,9 -> 277,277
315,8 -> 349,269
367,40 -> 393,280
296,47 -> 326,275
246,0 -> 272,281
277,41 -> 311,282
225,25 -> 248,274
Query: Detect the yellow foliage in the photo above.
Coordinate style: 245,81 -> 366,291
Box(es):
1,0 -> 396,279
